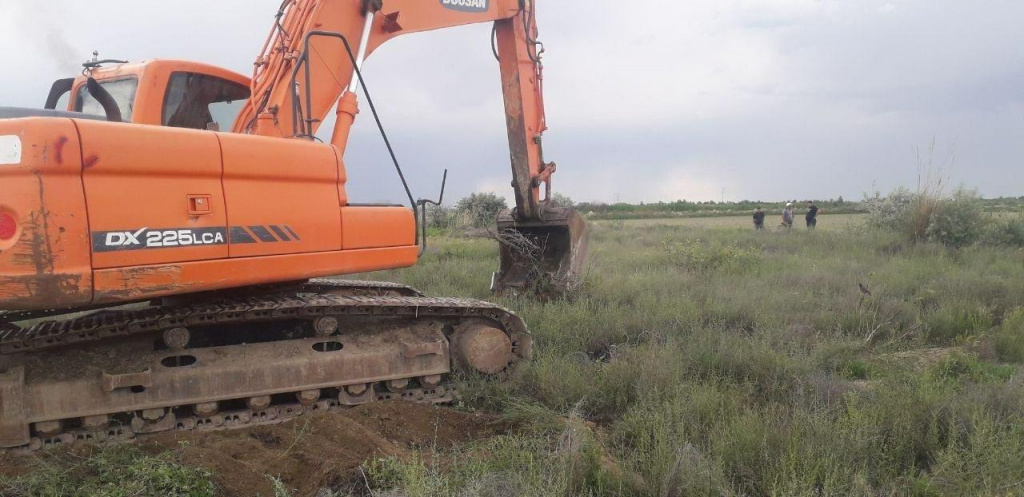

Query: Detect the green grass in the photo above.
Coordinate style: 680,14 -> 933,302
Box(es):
7,215 -> 1024,496
363,216 -> 1024,495
0,445 -> 214,496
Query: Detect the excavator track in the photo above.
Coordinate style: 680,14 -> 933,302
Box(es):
0,280 -> 530,452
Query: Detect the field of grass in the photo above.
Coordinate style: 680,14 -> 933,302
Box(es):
4,215 -> 1024,496
362,215 -> 1024,496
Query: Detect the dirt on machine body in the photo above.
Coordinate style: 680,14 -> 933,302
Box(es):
0,0 -> 583,452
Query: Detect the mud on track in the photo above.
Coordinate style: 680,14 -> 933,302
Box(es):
0,402 -> 506,497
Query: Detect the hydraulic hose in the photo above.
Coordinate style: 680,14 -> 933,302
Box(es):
86,78 -> 123,122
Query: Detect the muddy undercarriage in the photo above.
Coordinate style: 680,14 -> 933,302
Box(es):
0,280 -> 530,452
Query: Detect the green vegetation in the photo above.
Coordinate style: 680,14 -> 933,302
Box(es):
576,198 -> 864,220
865,184 -> 1024,249
0,445 -> 214,496
364,215 -> 1024,496
431,190 -> 1024,227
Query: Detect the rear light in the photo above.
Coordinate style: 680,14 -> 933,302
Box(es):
0,212 -> 16,240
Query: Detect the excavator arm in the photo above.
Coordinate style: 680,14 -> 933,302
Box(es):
235,0 -> 587,293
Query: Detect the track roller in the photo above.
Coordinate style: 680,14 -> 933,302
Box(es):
313,316 -> 340,337
296,390 -> 321,406
385,378 -> 409,393
339,383 -> 374,406
194,402 -> 220,417
162,327 -> 191,350
247,396 -> 272,411
419,374 -> 443,389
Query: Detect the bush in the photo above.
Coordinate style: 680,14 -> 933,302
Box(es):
926,189 -> 985,248
663,239 -> 761,273
456,192 -> 508,228
864,187 -> 917,235
983,216 -> 1024,248
995,308 -> 1024,363
865,187 -> 987,248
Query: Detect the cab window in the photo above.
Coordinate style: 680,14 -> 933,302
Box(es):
75,77 -> 139,121
163,73 -> 251,131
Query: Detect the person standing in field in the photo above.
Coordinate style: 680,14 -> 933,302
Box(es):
782,203 -> 794,229
753,207 -> 766,230
805,200 -> 820,229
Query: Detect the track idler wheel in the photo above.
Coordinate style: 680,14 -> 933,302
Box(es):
452,321 -> 513,375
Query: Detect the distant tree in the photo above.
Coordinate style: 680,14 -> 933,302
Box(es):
456,192 -> 508,227
549,192 -> 575,208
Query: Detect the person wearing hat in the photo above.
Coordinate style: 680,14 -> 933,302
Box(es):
781,203 -> 794,229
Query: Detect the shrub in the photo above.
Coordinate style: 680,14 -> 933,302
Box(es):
456,192 -> 508,227
926,188 -> 985,248
982,216 -> 1024,248
864,187 -> 918,237
995,308 -> 1024,363
927,351 -> 1014,383
865,187 -> 988,248
663,239 -> 761,273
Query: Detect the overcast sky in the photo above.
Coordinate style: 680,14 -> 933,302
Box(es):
2,0 -> 1022,204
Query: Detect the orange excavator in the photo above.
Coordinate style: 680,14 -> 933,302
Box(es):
0,0 -> 587,450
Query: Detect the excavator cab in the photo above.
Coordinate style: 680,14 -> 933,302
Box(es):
39,58 -> 252,132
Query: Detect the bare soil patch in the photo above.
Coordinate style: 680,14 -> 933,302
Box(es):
0,402 -> 505,497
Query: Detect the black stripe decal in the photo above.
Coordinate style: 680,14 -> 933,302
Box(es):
270,225 -> 290,241
248,226 -> 278,243
285,226 -> 301,241
229,227 -> 257,244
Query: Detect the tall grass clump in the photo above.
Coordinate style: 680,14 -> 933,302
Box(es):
663,239 -> 762,273
994,308 -> 1024,363
363,414 -> 635,496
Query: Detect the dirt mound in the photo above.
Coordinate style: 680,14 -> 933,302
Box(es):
3,402 -> 504,497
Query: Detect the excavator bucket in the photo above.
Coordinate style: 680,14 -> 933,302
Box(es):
492,207 -> 590,296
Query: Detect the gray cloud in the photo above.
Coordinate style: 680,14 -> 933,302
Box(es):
2,0 -> 1022,204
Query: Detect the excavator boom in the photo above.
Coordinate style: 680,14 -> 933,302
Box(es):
236,0 -> 588,293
